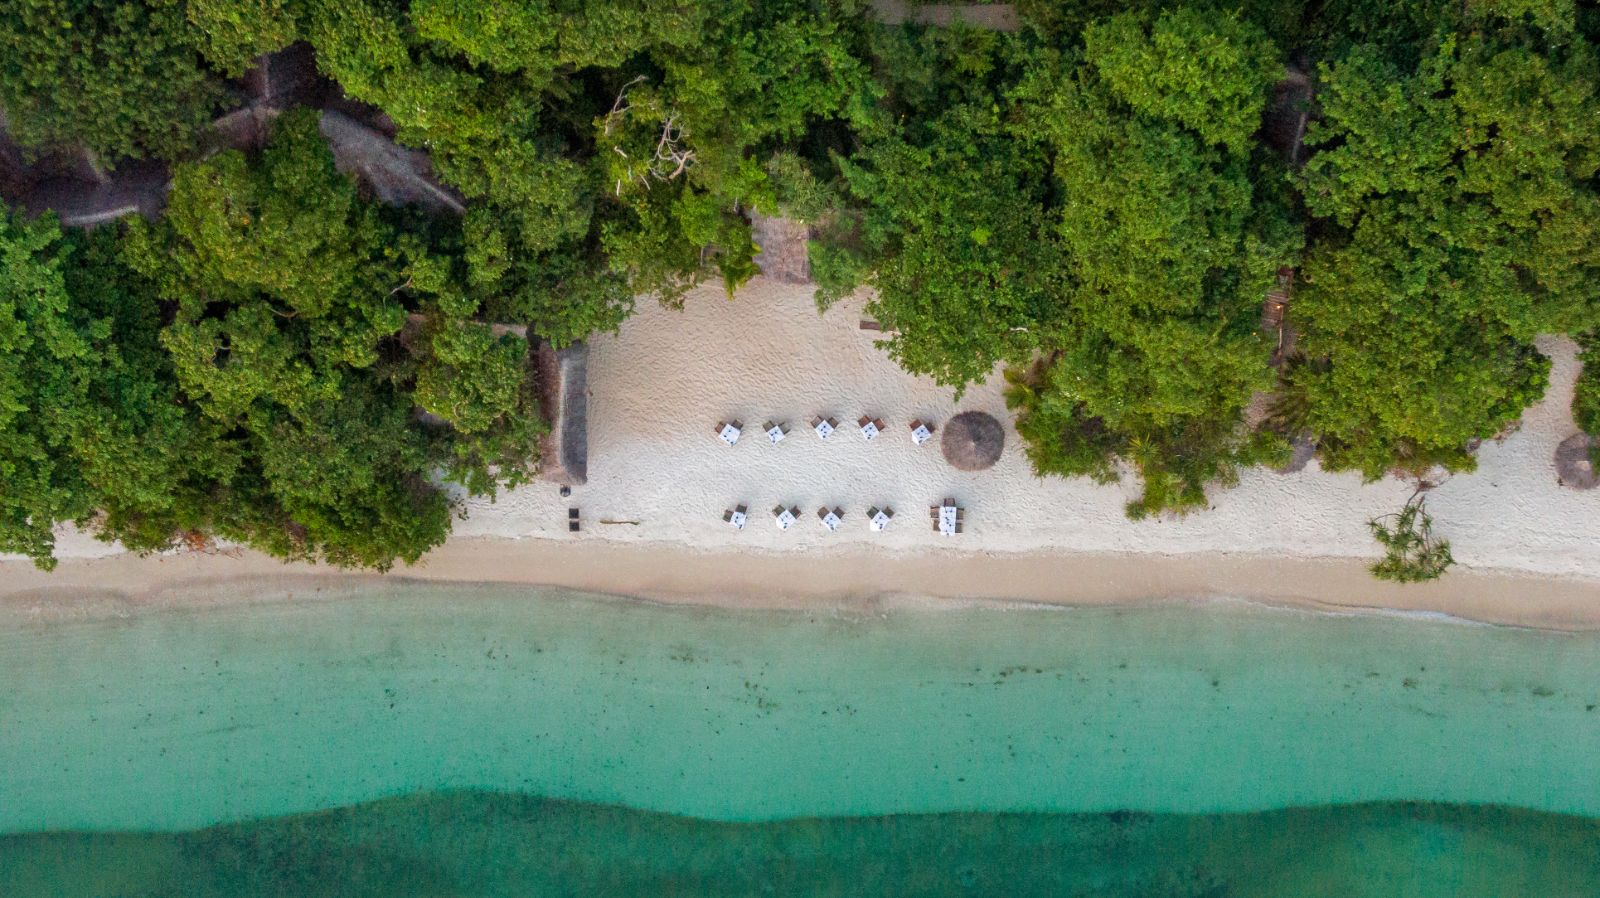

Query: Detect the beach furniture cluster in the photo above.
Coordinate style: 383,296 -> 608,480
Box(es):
722,501 -> 965,534
714,416 -> 936,445
931,497 -> 965,535
715,412 -> 969,534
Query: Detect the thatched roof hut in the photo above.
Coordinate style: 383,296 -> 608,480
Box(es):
941,411 -> 1005,471
537,340 -> 589,486
1555,432 -> 1598,490
749,212 -> 812,283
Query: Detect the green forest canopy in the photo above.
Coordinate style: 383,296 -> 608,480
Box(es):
3,112 -> 541,569
2,0 -> 1598,567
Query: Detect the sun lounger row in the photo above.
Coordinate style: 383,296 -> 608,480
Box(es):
721,502 -> 964,533
714,417 -> 937,445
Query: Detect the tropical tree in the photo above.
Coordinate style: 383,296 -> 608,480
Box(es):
302,0 -> 873,329
1083,7 -> 1282,152
815,11 -> 1296,515
112,111 -> 541,568
0,210 -> 224,567
1572,337 -> 1600,442
1369,487 -> 1454,582
829,100 -> 1057,391
0,0 -> 223,160
0,211 -> 94,567
1289,27 -> 1600,478
814,26 -> 1056,392
185,0 -> 301,74
1005,11 -> 1298,516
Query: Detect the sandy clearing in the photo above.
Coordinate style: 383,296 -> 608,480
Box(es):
9,279 -> 1600,628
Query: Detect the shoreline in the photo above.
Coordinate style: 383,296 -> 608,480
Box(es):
3,537 -> 1599,631
5,287 -> 1600,634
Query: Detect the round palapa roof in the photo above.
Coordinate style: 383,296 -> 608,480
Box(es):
1555,432 -> 1598,490
941,411 -> 1005,471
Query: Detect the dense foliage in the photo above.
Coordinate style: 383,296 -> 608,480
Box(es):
2,209 -> 231,568
817,27 -> 1054,390
0,0 -> 225,160
820,1 -> 1599,516
3,0 -> 874,339
1283,23 -> 1600,478
5,0 -> 1600,571
1575,337 -> 1600,443
821,12 -> 1296,514
1,113 -> 541,569
1007,11 -> 1298,516
1,209 -> 90,567
300,0 -> 874,338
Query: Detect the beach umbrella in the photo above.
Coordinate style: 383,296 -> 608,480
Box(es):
1555,432 -> 1599,490
940,411 -> 1005,471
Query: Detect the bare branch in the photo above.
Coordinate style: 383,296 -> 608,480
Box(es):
603,75 -> 649,137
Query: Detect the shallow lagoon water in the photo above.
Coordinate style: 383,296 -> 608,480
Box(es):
2,585 -> 1598,894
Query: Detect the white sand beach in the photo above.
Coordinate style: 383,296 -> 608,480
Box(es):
8,279 -> 1600,627
463,281 -> 1600,575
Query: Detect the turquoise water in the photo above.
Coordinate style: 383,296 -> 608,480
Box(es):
5,797 -> 1599,897
2,586 -> 1598,894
